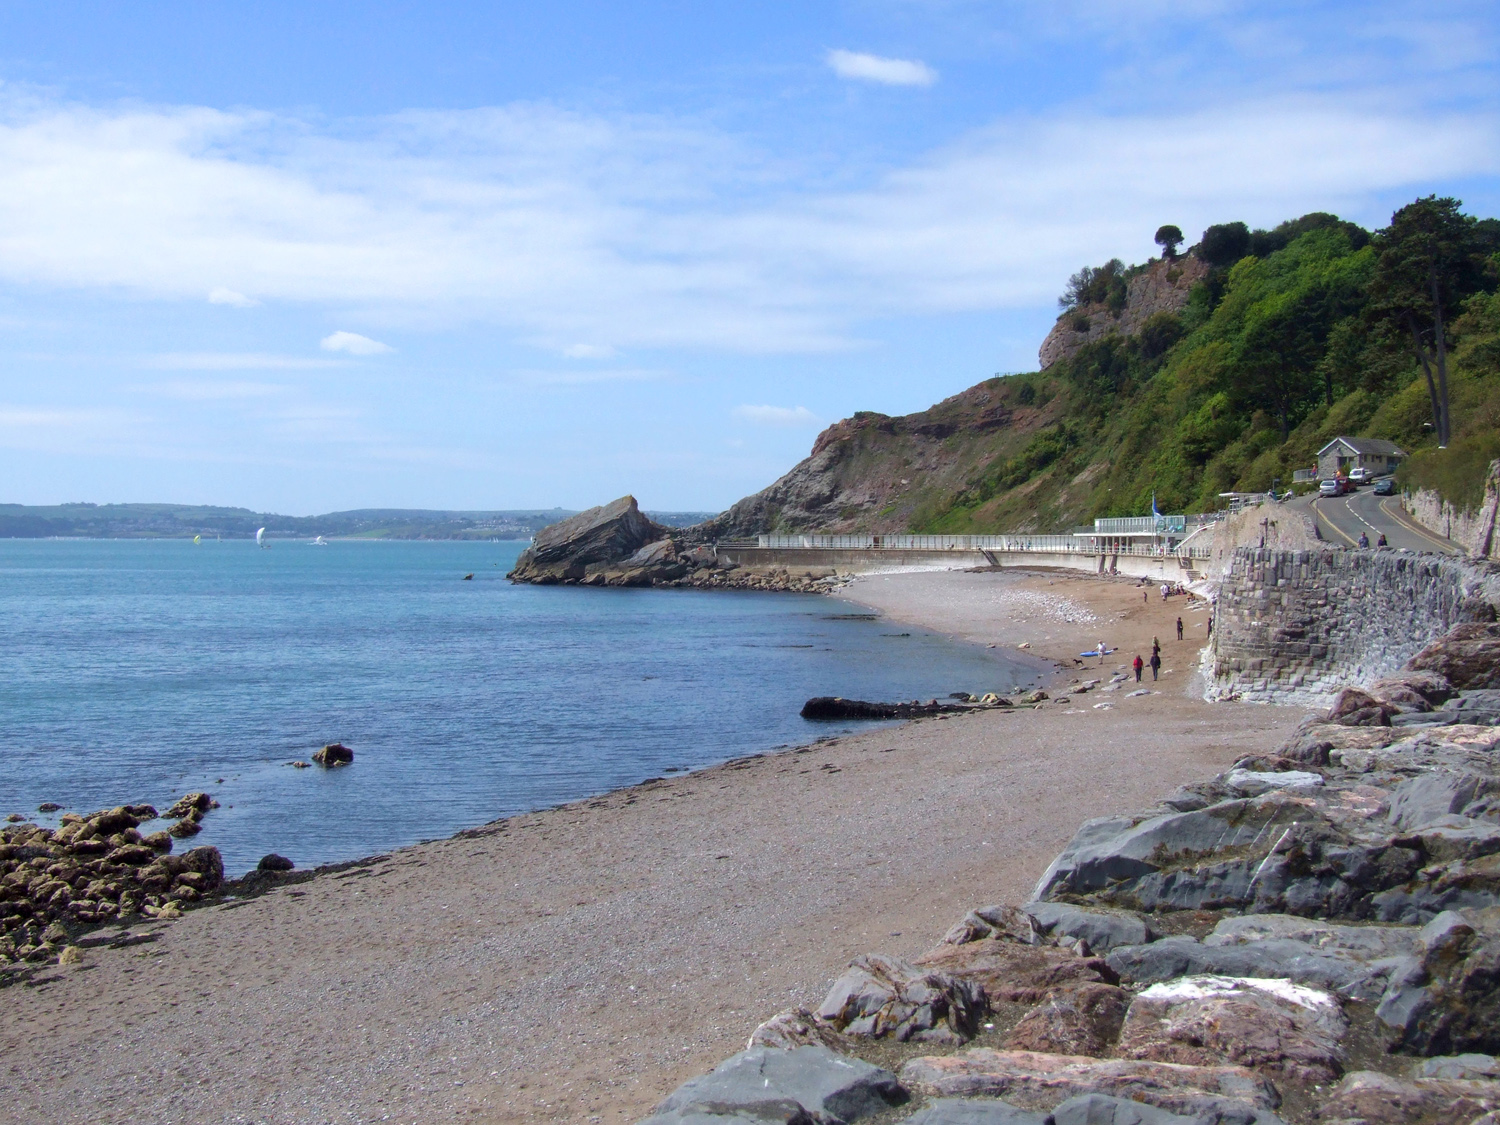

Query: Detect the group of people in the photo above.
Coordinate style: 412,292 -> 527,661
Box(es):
1357,531 -> 1388,548
1133,635 -> 1164,682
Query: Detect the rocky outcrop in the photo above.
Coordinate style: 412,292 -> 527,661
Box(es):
1038,256 -> 1209,371
311,743 -> 354,767
1,809 -> 223,966
1404,458 -> 1500,561
508,496 -> 673,584
816,954 -> 985,1045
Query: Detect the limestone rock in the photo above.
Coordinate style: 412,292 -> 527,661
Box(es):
816,954 -> 984,1045
508,496 -> 670,584
915,938 -> 1118,1005
1003,983 -> 1129,1057
1115,975 -> 1347,1084
642,1046 -> 904,1125
312,743 -> 354,767
1409,623 -> 1500,691
897,1049 -> 1280,1120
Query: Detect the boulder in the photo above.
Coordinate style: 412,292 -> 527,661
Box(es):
1327,686 -> 1396,727
943,904 -> 1040,947
915,938 -> 1118,1004
1114,975 -> 1347,1084
1108,918 -> 1419,1002
816,954 -> 984,1044
164,793 -> 214,819
1003,983 -> 1129,1056
166,815 -> 202,838
1419,1054 -> 1500,1080
642,1046 -> 904,1125
1409,623 -> 1500,691
749,1008 -> 856,1054
897,1050 -> 1280,1121
1222,769 -> 1323,796
902,1100 -> 1050,1125
1389,772 -> 1490,831
1021,903 -> 1151,955
508,496 -> 671,584
257,854 -> 294,873
1317,1069 -> 1500,1125
1050,1094 -> 1206,1125
312,743 -> 354,767
1376,910 -> 1500,1055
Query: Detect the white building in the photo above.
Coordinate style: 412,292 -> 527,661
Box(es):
1317,436 -> 1406,480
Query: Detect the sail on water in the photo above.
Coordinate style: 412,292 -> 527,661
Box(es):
255,527 -> 266,549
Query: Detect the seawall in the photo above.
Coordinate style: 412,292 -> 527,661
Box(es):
1209,546 -> 1500,704
715,545 -> 1202,582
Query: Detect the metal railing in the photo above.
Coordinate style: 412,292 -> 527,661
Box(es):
742,533 -> 1212,560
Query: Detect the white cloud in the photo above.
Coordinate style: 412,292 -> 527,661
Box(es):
145,352 -> 344,370
733,404 -> 822,427
562,343 -> 617,359
0,91 -> 1493,356
827,49 -> 939,87
320,331 -> 392,355
512,367 -> 669,386
136,379 -> 283,400
207,286 -> 258,307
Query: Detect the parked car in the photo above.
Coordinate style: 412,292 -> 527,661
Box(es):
1373,478 -> 1396,496
1319,479 -> 1347,497
1347,467 -> 1373,484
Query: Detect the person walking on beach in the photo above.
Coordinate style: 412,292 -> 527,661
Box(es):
1133,654 -> 1144,682
1149,650 -> 1162,681
1176,616 -> 1184,641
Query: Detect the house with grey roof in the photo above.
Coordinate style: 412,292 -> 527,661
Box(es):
1317,436 -> 1407,479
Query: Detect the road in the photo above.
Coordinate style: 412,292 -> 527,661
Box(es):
1300,486 -> 1462,554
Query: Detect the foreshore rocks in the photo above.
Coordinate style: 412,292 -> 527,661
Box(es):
506,494 -> 855,593
636,618 -> 1500,1125
0,804 -> 224,968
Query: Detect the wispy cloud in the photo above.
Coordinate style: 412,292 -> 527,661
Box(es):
135,379 -> 284,400
827,49 -> 938,87
207,286 -> 258,308
144,352 -> 345,370
320,330 -> 392,355
0,87 -> 1493,356
511,367 -> 671,386
733,404 -> 822,427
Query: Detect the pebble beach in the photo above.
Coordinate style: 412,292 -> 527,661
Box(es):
0,567 -> 1307,1124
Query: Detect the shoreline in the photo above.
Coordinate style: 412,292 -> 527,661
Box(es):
0,568 -> 1303,1125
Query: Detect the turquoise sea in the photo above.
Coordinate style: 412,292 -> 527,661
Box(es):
0,539 -> 1048,876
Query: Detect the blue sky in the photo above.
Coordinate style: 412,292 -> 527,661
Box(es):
0,2 -> 1496,514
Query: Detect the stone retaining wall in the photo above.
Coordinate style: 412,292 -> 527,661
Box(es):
1210,547 -> 1500,704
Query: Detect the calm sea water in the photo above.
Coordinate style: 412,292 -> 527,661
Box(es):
0,539 -> 1048,875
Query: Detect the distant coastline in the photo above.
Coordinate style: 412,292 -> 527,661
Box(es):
0,502 -> 718,541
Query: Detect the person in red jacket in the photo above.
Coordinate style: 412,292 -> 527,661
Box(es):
1133,654 -> 1144,682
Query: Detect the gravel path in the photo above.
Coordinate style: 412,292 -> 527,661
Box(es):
0,569 -> 1306,1125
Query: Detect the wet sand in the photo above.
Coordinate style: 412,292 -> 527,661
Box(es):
0,568 -> 1304,1125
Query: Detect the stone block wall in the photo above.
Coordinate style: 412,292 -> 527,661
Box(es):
1210,547 -> 1500,705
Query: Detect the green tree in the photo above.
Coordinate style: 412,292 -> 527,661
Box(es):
1154,225 -> 1184,258
1367,196 -> 1489,446
1238,293 -> 1323,438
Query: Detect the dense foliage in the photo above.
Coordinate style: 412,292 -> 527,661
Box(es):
923,199 -> 1500,532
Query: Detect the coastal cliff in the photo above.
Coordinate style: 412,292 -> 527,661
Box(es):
1038,253 -> 1207,370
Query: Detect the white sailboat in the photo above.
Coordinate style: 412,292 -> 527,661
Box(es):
311,535 -> 328,547
255,527 -> 267,549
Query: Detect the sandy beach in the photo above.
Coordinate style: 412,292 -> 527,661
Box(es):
0,568 -> 1306,1125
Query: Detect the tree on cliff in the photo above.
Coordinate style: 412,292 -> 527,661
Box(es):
1367,196 -> 1491,447
1154,225 -> 1184,259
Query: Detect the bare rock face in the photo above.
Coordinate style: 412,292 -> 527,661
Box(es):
1038,256 -> 1208,371
1114,975 -> 1348,1084
507,496 -> 670,584
817,954 -> 985,1045
1003,983 -> 1129,1056
897,1049 -> 1281,1121
915,938 -> 1118,1005
1409,623 -> 1500,691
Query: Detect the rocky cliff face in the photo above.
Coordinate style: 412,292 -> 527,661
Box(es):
701,379 -> 1058,538
1039,255 -> 1207,370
